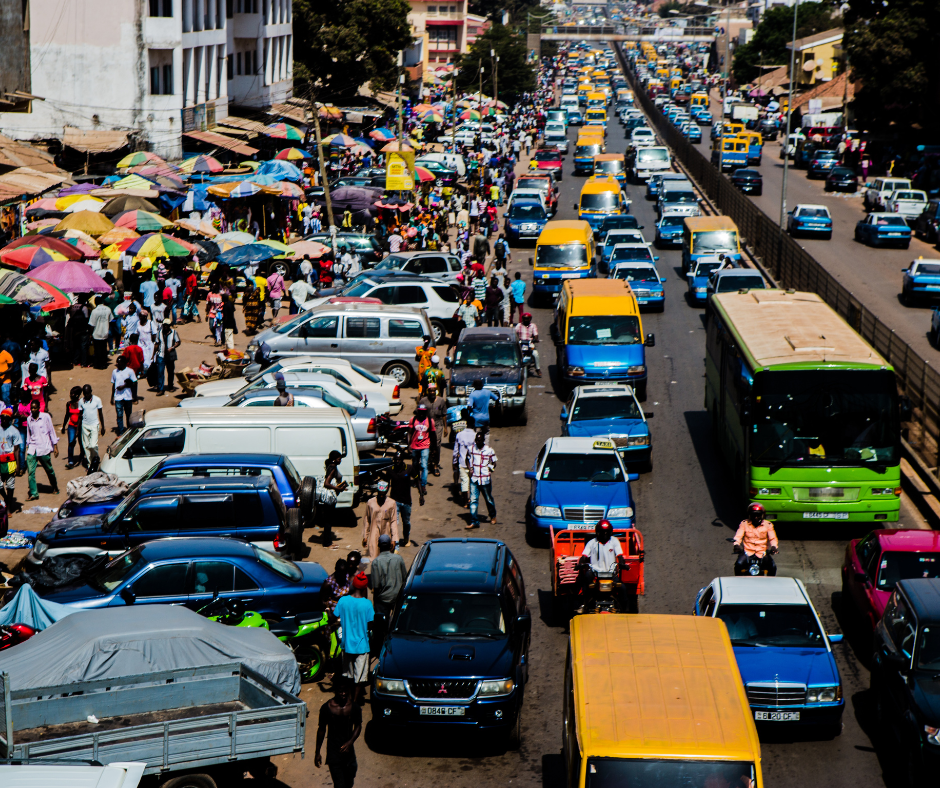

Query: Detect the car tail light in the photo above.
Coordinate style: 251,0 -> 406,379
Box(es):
367,418 -> 376,434
893,204 -> 900,212
392,384 -> 400,399
273,532 -> 283,551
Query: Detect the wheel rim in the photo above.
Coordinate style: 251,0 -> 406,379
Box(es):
271,261 -> 289,277
386,365 -> 409,385
432,322 -> 444,343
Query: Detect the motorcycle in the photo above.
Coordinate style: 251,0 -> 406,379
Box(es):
375,414 -> 412,455
733,546 -> 778,576
0,623 -> 36,652
519,339 -> 537,376
357,455 -> 397,503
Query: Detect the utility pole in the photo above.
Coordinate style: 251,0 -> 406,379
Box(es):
478,59 -> 485,194
722,2 -> 730,121
491,48 -> 499,104
307,94 -> 334,229
779,0 -> 799,229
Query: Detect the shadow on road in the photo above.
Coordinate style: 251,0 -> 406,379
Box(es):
682,410 -> 738,530
542,752 -> 566,788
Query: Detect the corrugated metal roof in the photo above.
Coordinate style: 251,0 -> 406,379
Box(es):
62,127 -> 131,153
0,134 -> 60,174
216,115 -> 270,134
183,130 -> 258,156
0,167 -> 70,197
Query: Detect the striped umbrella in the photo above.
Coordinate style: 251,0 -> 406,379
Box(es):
116,151 -> 165,168
255,239 -> 295,255
0,268 -> 65,307
369,128 -> 396,141
174,218 -> 219,237
265,123 -> 304,142
322,133 -> 358,148
112,174 -> 158,190
55,194 -> 104,211
420,111 -> 445,123
274,148 -> 313,161
0,245 -> 71,270
459,109 -> 481,121
1,235 -> 83,260
98,227 -> 140,246
113,210 -> 175,232
276,181 -> 305,198
179,155 -> 224,174
289,240 -> 331,258
380,141 -> 414,153
413,166 -> 436,183
127,233 -> 197,265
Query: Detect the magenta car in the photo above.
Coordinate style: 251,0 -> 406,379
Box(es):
842,529 -> 940,631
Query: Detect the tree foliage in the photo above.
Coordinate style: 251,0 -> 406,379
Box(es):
732,2 -> 833,85
843,0 -> 940,134
293,0 -> 413,102
455,24 -> 536,105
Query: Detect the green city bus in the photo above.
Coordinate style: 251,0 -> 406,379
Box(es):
705,289 -> 900,522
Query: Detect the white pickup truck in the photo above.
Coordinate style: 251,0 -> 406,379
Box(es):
883,189 -> 928,224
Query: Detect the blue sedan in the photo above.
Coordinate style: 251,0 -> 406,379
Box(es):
26,537 -> 328,617
503,200 -> 548,244
655,215 -> 685,247
786,204 -> 833,239
685,257 -> 727,305
902,259 -> 940,304
525,436 -> 639,539
560,384 -> 652,470
855,213 -> 912,249
694,576 -> 844,735
685,124 -> 702,143
693,109 -> 713,126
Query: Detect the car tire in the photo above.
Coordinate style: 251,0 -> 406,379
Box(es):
382,361 -> 412,387
507,705 -> 523,751
267,259 -> 291,279
286,507 -> 303,560
299,476 -> 317,519
159,774 -> 218,788
430,319 -> 447,345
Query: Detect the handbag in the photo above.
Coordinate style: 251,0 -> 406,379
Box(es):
0,452 -> 16,475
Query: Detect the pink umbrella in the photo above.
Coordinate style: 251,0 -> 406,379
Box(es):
26,260 -> 112,294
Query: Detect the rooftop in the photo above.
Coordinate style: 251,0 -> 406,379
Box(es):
718,576 -> 808,605
786,27 -> 844,52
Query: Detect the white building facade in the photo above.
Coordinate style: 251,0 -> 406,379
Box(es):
0,0 -> 292,160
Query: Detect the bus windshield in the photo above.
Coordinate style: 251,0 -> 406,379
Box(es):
537,244 -> 587,269
636,148 -> 669,164
595,160 -> 624,174
692,230 -> 738,254
581,192 -> 619,210
751,369 -> 900,467
567,315 -> 641,345
585,759 -> 756,788
576,144 -> 602,158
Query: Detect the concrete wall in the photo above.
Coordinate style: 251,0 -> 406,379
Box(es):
0,0 -> 30,106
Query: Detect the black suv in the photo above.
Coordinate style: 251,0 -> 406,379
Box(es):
371,539 -> 530,747
871,578 -> 940,782
914,200 -> 940,244
445,327 -> 529,424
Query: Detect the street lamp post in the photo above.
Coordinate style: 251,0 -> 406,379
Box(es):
779,0 -> 799,229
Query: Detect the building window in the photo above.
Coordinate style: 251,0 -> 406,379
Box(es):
226,0 -> 233,17
428,6 -> 436,13
429,26 -> 457,49
236,51 -> 242,75
227,53 -> 234,79
149,50 -> 174,94
150,0 -> 173,16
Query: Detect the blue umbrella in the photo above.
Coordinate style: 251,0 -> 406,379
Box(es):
215,242 -> 281,268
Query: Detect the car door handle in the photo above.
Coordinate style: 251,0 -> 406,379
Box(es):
331,343 -> 339,348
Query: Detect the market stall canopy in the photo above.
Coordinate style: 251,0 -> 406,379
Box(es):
254,159 -> 303,182
175,218 -> 219,237
116,151 -> 165,169
0,245 -> 71,270
207,180 -> 281,199
113,209 -> 174,232
98,226 -> 140,245
1,235 -> 83,260
0,268 -> 67,307
0,605 -> 301,695
275,147 -> 313,161
180,155 -> 224,174
265,122 -> 304,142
100,194 -> 160,216
61,126 -> 131,154
54,211 -> 115,237
28,260 -> 112,293
127,232 -> 197,263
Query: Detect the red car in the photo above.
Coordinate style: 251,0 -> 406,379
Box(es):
841,528 -> 940,630
530,149 -> 564,182
515,173 -> 558,214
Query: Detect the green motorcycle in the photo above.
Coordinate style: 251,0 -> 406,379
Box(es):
198,596 -> 340,682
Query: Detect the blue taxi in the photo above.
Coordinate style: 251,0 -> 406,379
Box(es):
685,256 -> 729,305
560,384 -> 652,471
786,204 -> 833,239
654,214 -> 686,248
855,213 -> 912,249
525,437 -> 639,539
902,258 -> 940,304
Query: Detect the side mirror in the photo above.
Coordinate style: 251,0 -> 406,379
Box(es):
515,613 -> 532,632
645,333 -> 655,347
828,633 -> 844,644
854,571 -> 871,586
120,587 -> 136,605
524,471 -> 537,480
644,411 -> 654,418
653,256 -> 660,262
639,225 -> 644,229
560,409 -> 568,420
627,473 -> 640,481
528,257 -> 534,267
573,203 -> 579,211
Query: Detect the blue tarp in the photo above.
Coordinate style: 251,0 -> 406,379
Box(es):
0,584 -> 77,630
215,243 -> 280,268
254,159 -> 302,182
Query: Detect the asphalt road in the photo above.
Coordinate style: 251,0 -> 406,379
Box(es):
689,114 -> 940,360
273,94 -> 926,788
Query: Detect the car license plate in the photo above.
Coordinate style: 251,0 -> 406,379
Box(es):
419,706 -> 466,716
802,512 -> 849,520
755,711 -> 800,721
566,523 -> 596,530
887,233 -> 903,236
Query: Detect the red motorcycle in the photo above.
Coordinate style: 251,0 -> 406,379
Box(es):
0,623 -> 36,651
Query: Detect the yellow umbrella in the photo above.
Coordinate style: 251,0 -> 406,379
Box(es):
55,194 -> 104,210
255,239 -> 295,255
98,227 -> 140,245
53,211 -> 114,238
101,242 -> 128,260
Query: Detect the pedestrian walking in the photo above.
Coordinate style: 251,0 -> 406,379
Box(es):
368,534 -> 406,617
361,480 -> 399,559
466,430 -> 497,528
88,298 -> 111,370
509,272 -> 526,323
0,408 -> 20,520
79,384 -> 105,471
418,383 -> 446,474
221,295 -> 238,350
154,319 -> 180,396
319,450 -> 348,546
61,386 -> 84,469
333,572 -> 374,702
467,378 -> 499,432
24,400 -> 58,501
388,453 -> 413,548
408,404 -> 435,505
314,678 -> 362,788
111,356 -> 137,435
453,415 -> 476,507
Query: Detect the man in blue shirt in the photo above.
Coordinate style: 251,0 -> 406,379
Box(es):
509,272 -> 526,323
334,572 -> 374,701
139,273 -> 158,309
467,379 -> 499,432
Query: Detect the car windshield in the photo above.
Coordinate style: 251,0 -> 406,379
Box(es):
394,592 -> 506,637
918,627 -> 940,670
454,342 -> 520,367
611,247 -> 653,263
830,168 -> 854,177
914,263 -> 940,275
507,204 -> 546,220
516,178 -> 548,192
876,551 -> 940,590
798,208 -> 830,218
350,363 -> 381,383
894,192 -> 924,201
342,281 -> 377,297
602,217 -> 639,232
576,145 -> 602,157
605,231 -> 642,246
581,192 -> 619,210
751,369 -> 900,467
537,243 -> 587,269
717,603 -> 826,648
660,216 -> 686,227
715,275 -> 765,292
637,148 -> 669,163
87,548 -> 145,593
874,216 -> 908,226
541,451 -> 624,482
595,160 -> 624,173
534,150 -> 560,162
567,315 -> 641,345
692,230 -> 738,253
693,262 -> 723,277
613,266 -> 657,282
571,395 -> 642,421
252,545 -> 302,581
374,254 -> 407,270
663,191 -> 697,203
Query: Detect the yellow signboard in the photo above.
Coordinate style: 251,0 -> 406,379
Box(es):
386,151 -> 415,191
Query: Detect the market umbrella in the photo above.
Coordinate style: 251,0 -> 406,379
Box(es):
240,161 -> 260,170
63,199 -> 106,214
319,106 -> 343,120
413,104 -> 435,114
33,280 -> 71,312
25,219 -> 60,232
265,123 -> 304,142
215,242 -> 281,268
380,141 -> 414,153
179,155 -> 224,174
274,148 -> 313,161
53,211 -> 115,237
330,186 -> 382,212
26,198 -> 59,215
194,240 -> 221,264
1,235 -> 83,260
101,239 -> 136,260
369,128 -> 396,142
0,268 -> 65,307
56,183 -> 99,198
322,133 -> 358,148
419,111 -> 444,123
289,240 -> 331,258
98,227 -> 140,245
55,194 -> 103,211
116,151 -> 165,168
485,99 -> 509,110
413,166 -> 436,183
174,218 -> 219,237
127,233 -> 197,265
276,181 -> 305,198
0,245 -> 71,270
27,260 -> 112,294
255,239 -> 295,255
216,231 -> 255,244
374,197 -> 413,211
60,234 -> 101,256
459,109 -> 481,121
112,174 -> 158,190
113,209 -> 174,232
100,194 -> 160,216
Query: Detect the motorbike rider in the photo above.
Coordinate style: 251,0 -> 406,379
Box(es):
732,503 -> 779,576
576,519 -> 625,612
513,312 -> 542,378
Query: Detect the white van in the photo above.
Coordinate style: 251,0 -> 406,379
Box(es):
1,762 -> 146,788
415,152 -> 466,178
100,408 -> 360,506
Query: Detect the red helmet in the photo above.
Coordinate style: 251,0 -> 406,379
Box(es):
595,519 -> 614,539
747,503 -> 766,520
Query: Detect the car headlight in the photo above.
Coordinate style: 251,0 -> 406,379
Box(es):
375,677 -> 406,696
925,725 -> 940,746
32,539 -> 48,557
567,366 -> 585,376
607,506 -> 634,518
479,679 -> 514,696
627,365 -> 645,374
56,503 -> 72,519
807,686 -> 841,703
247,343 -> 259,355
627,435 -> 650,446
872,487 -> 900,496
534,505 -> 561,517
453,385 -> 466,396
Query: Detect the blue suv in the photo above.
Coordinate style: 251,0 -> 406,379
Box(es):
372,539 -> 530,747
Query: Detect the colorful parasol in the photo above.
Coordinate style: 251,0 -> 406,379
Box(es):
100,194 -> 160,216
0,268 -> 66,307
215,231 -> 255,244
55,194 -> 104,211
113,210 -> 175,232
179,155 -> 224,174
322,133 -> 358,148
276,181 -> 305,198
380,141 -> 414,153
174,218 -> 219,237
369,128 -> 396,141
289,240 -> 331,258
413,166 -> 436,183
459,109 -> 481,121
33,280 -> 71,312
420,111 -> 444,123
112,174 -> 158,190
53,211 -> 115,238
127,233 -> 197,264
0,245 -> 71,270
27,260 -> 112,294
1,235 -> 83,260
255,239 -> 295,255
116,151 -> 165,168
265,123 -> 304,142
274,147 -> 313,161
97,227 -> 140,246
